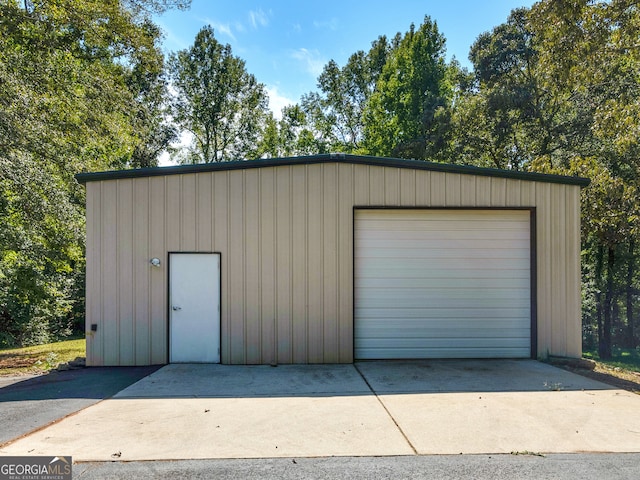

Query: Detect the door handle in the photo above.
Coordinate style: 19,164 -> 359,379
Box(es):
172,306 -> 182,311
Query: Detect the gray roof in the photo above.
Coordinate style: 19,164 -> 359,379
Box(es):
75,153 -> 590,187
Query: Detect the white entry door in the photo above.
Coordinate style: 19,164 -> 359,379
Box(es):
169,253 -> 220,363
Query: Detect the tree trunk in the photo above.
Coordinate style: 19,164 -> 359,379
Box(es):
595,244 -> 604,356
600,245 -> 615,360
627,239 -> 636,349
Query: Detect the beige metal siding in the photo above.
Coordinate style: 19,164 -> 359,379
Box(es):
85,162 -> 583,365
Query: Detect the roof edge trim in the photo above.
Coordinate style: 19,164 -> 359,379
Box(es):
75,154 -> 590,187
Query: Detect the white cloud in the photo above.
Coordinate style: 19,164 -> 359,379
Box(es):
292,23 -> 302,34
266,86 -> 295,119
249,8 -> 269,28
291,48 -> 326,77
202,18 -> 236,41
313,18 -> 339,31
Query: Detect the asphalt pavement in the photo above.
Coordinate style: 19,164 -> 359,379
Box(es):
73,453 -> 640,480
0,366 -> 161,445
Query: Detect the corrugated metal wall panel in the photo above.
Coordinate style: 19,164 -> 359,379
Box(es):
384,167 -> 400,205
338,165 -> 354,361
165,175 -> 181,252
307,164 -> 324,362
430,172 -> 445,205
275,167 -> 293,363
133,178 -> 150,365
416,170 -> 435,207
535,182 -> 552,357
550,184 -> 567,354
196,173 -> 212,251
101,180 -> 118,365
460,175 -> 476,205
566,186 -> 582,356
84,162 -> 583,365
291,166 -> 308,363
244,169 -> 261,364
323,163 -> 340,362
400,169 -> 416,206
117,180 -> 134,365
85,182 -> 101,365
445,173 -> 461,206
181,174 -> 197,251
475,176 -> 492,206
227,170 -> 245,363
212,172 -> 229,362
260,167 -> 276,364
149,176 -> 166,365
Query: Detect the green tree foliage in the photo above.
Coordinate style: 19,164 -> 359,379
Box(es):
452,7 -> 593,170
295,20 -> 457,160
455,0 -> 640,357
0,0 -> 186,346
0,155 -> 84,346
300,36 -> 392,154
258,105 -> 325,158
363,17 -> 452,159
167,25 -> 270,163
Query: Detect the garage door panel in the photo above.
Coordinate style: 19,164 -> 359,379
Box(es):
358,337 -> 531,349
355,257 -> 528,271
360,235 -> 527,249
356,347 -> 529,359
362,329 -> 529,349
356,268 -> 530,280
358,223 -> 528,234
357,297 -> 530,309
357,227 -> 529,238
355,307 -> 530,319
356,276 -> 530,291
356,247 -> 530,260
354,209 -> 531,359
355,318 -> 531,330
358,217 -> 528,229
357,287 -> 530,299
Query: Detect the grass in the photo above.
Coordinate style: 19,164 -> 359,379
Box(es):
549,347 -> 640,394
583,348 -> 640,372
0,338 -> 85,376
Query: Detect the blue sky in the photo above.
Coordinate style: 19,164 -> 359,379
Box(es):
155,0 -> 535,116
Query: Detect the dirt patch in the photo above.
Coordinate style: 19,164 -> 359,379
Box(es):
0,339 -> 86,376
0,353 -> 42,369
550,360 -> 640,394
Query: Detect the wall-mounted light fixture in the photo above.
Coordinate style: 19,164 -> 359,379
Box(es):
150,257 -> 161,267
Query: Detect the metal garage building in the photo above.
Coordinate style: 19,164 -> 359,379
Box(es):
76,154 -> 589,366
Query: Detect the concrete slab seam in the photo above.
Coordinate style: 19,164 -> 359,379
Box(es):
352,363 -> 418,455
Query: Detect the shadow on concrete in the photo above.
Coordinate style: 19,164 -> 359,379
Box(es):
0,365 -> 161,446
355,359 -> 616,394
0,366 -> 162,402
110,360 -> 615,400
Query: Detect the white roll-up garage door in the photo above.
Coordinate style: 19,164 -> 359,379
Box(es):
354,209 -> 531,359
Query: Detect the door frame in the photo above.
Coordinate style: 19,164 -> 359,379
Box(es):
352,207 -> 537,360
167,251 -> 222,363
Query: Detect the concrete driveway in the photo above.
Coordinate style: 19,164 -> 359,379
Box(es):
0,366 -> 160,445
1,360 -> 639,461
